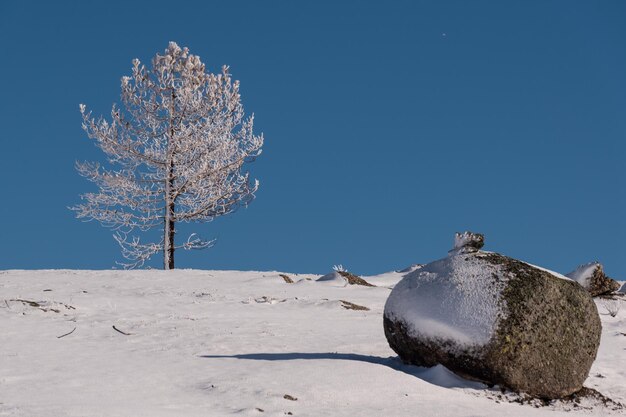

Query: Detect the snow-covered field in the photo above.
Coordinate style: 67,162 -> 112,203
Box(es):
1,269 -> 624,417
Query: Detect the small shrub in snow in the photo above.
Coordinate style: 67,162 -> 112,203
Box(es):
333,264 -> 348,272
601,299 -> 621,318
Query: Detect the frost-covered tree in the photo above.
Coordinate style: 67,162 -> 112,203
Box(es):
73,42 -> 263,269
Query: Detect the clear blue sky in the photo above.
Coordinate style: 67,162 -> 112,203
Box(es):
1,1 -> 624,277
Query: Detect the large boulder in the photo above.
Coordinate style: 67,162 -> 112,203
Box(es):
383,232 -> 601,399
565,262 -> 620,297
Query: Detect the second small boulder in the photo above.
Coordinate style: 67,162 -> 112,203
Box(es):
565,262 -> 620,297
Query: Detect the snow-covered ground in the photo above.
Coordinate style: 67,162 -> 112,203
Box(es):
0,269 -> 624,417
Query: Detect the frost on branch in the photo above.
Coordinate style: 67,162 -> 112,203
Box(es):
72,42 -> 263,269
449,231 -> 485,255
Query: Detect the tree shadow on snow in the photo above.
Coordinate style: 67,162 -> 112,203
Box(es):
199,352 -> 486,390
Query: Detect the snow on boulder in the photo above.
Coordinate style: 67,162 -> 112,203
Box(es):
316,271 -> 348,287
565,262 -> 620,297
383,231 -> 601,399
316,266 -> 375,287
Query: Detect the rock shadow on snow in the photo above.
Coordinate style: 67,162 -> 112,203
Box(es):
199,352 -> 485,389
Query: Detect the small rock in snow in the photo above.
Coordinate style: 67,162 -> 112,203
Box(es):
566,262 -> 620,297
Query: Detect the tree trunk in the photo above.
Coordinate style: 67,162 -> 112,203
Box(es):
164,161 -> 175,270
164,90 -> 176,270
164,207 -> 175,269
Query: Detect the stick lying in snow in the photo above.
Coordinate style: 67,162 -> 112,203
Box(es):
340,300 -> 370,311
279,274 -> 294,284
57,327 -> 77,339
112,325 -> 132,336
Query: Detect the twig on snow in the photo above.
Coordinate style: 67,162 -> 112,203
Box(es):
112,325 -> 132,336
57,327 -> 77,339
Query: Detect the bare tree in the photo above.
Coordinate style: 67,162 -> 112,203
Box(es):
72,42 -> 263,269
